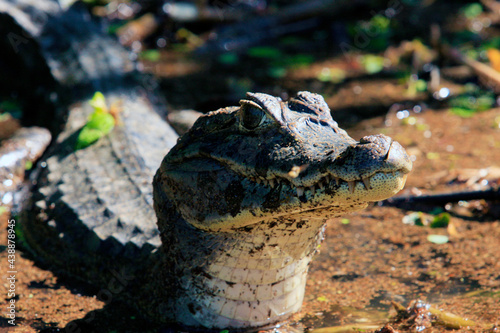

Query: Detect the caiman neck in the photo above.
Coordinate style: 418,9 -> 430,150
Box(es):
161,211 -> 352,330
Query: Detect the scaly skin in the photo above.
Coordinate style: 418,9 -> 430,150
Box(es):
154,91 -> 412,330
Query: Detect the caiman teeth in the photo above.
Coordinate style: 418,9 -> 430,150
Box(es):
296,187 -> 305,197
348,181 -> 356,194
362,176 -> 372,190
249,173 -> 378,196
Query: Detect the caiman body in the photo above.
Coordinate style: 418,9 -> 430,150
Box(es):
1,0 -> 412,331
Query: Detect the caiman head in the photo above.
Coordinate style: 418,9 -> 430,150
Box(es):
157,91 -> 411,231
153,91 -> 411,330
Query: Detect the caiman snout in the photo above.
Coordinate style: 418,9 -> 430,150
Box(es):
360,134 -> 412,174
332,134 -> 412,181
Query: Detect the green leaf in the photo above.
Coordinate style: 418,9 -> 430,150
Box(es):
89,91 -> 108,114
476,94 -> 496,110
427,234 -> 449,244
140,49 -> 161,62
448,90 -> 495,118
268,67 -> 287,78
283,54 -> 315,68
449,107 -> 478,118
415,79 -> 427,92
0,100 -> 21,112
461,3 -> 483,19
76,127 -> 106,150
349,15 -> 392,52
218,52 -> 239,65
75,92 -> 115,150
360,55 -> 385,74
370,15 -> 391,31
86,110 -> 115,133
247,46 -> 282,59
430,213 -> 450,228
341,218 -> 350,225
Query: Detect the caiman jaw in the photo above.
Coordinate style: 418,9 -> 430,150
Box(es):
249,170 -> 408,197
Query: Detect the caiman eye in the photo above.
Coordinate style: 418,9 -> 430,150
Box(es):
240,104 -> 266,130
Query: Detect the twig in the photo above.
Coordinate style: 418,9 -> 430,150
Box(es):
383,187 -> 500,206
391,301 -> 486,330
428,306 -> 481,330
443,45 -> 500,92
309,324 -> 383,333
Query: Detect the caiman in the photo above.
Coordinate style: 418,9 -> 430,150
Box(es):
1,0 -> 412,331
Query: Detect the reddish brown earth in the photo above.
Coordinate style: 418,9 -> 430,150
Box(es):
1,105 -> 499,332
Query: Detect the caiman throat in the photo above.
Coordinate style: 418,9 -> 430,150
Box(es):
153,91 -> 412,330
